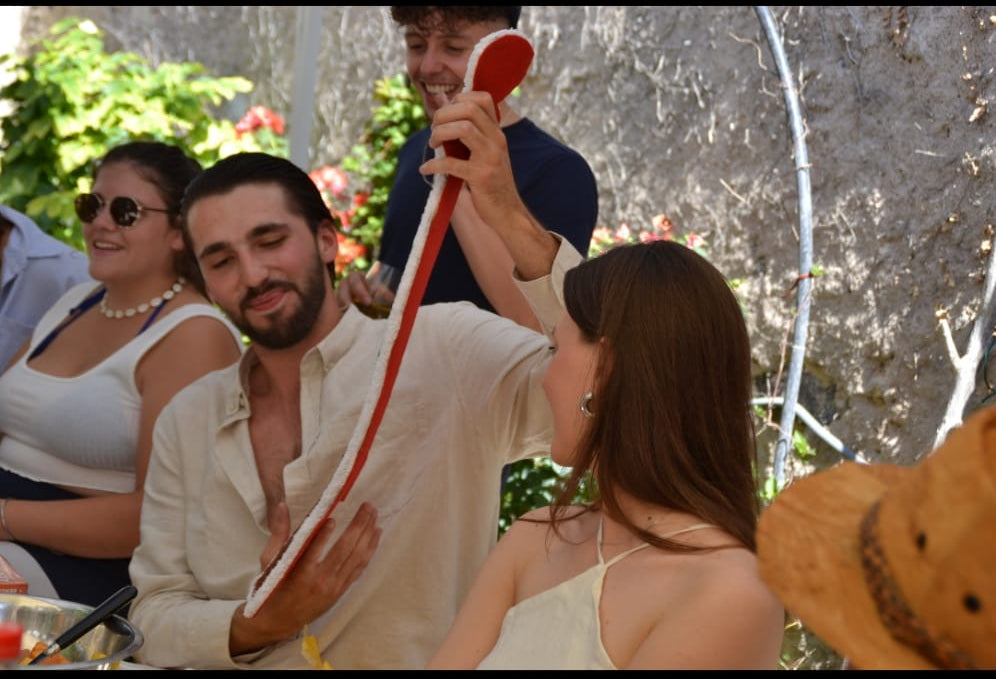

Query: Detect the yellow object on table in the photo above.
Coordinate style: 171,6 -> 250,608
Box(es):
301,628 -> 333,670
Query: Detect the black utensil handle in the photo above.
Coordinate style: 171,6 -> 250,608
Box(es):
27,585 -> 137,665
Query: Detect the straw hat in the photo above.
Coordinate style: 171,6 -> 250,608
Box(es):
756,406 -> 996,670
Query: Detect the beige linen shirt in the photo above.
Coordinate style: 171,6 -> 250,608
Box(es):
129,240 -> 581,669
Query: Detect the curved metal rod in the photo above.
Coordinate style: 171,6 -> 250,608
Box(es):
751,397 -> 869,464
755,6 -> 815,489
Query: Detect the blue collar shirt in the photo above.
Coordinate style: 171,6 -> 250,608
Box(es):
0,205 -> 92,370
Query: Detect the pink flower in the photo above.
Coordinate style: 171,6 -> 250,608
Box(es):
592,226 -> 612,242
234,105 -> 286,138
310,165 -> 349,198
651,213 -> 675,240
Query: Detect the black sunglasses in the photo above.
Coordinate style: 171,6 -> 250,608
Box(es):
75,193 -> 171,228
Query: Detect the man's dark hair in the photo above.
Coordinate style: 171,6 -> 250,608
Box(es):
180,152 -> 341,282
181,152 -> 335,238
390,6 -> 521,31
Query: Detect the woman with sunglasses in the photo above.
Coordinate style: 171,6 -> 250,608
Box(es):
0,141 -> 244,607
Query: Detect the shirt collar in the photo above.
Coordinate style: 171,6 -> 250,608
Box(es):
223,304 -> 373,417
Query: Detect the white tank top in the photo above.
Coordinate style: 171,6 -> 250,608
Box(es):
0,282 -> 242,493
476,517 -> 714,670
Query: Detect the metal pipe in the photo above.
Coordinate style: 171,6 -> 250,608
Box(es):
755,7 -> 816,489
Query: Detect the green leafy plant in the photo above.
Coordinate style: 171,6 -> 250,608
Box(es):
336,73 -> 429,273
500,459 -> 597,535
0,17 -> 254,250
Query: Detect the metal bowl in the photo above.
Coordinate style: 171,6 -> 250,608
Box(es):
0,593 -> 143,670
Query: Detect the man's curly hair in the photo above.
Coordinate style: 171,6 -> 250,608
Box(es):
390,7 -> 521,32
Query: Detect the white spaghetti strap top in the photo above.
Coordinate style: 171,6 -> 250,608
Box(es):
476,515 -> 715,670
0,283 -> 242,493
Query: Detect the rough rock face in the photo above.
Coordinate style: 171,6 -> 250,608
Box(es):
13,6 -> 996,475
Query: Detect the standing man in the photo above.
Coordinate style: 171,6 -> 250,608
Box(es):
357,6 -> 598,332
0,204 -> 91,371
128,90 -> 583,669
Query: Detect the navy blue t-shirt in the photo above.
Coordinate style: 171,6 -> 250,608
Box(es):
379,118 -> 598,311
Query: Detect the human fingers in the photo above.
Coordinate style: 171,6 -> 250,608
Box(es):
313,503 -> 381,595
336,270 -> 372,307
325,519 -> 382,597
317,502 -> 378,563
249,518 -> 343,635
424,92 -> 502,160
421,117 -> 506,187
430,91 -> 498,127
247,508 -> 379,643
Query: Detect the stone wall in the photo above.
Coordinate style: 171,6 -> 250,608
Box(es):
10,6 -> 996,475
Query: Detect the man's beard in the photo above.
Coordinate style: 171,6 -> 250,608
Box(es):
229,254 -> 328,349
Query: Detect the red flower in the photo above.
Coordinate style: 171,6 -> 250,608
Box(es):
334,233 -> 367,276
310,165 -> 349,198
234,105 -> 286,138
333,208 -> 354,230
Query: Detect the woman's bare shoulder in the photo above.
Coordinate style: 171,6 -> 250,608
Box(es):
622,548 -> 785,669
501,504 -> 597,553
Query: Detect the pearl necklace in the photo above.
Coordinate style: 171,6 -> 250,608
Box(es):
99,277 -> 186,319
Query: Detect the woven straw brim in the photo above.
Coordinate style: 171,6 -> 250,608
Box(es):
756,461 -> 935,670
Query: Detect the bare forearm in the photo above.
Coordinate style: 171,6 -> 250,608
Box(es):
1,493 -> 141,558
496,208 -> 560,283
450,192 -> 541,330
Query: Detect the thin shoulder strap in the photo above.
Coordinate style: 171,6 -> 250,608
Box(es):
661,522 -> 714,539
597,516 -> 651,568
596,516 -> 608,565
599,520 -> 717,568
27,285 -> 105,361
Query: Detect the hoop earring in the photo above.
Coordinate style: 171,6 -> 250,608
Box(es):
579,391 -> 594,419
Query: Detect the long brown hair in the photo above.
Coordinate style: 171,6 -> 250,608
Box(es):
551,240 -> 760,552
